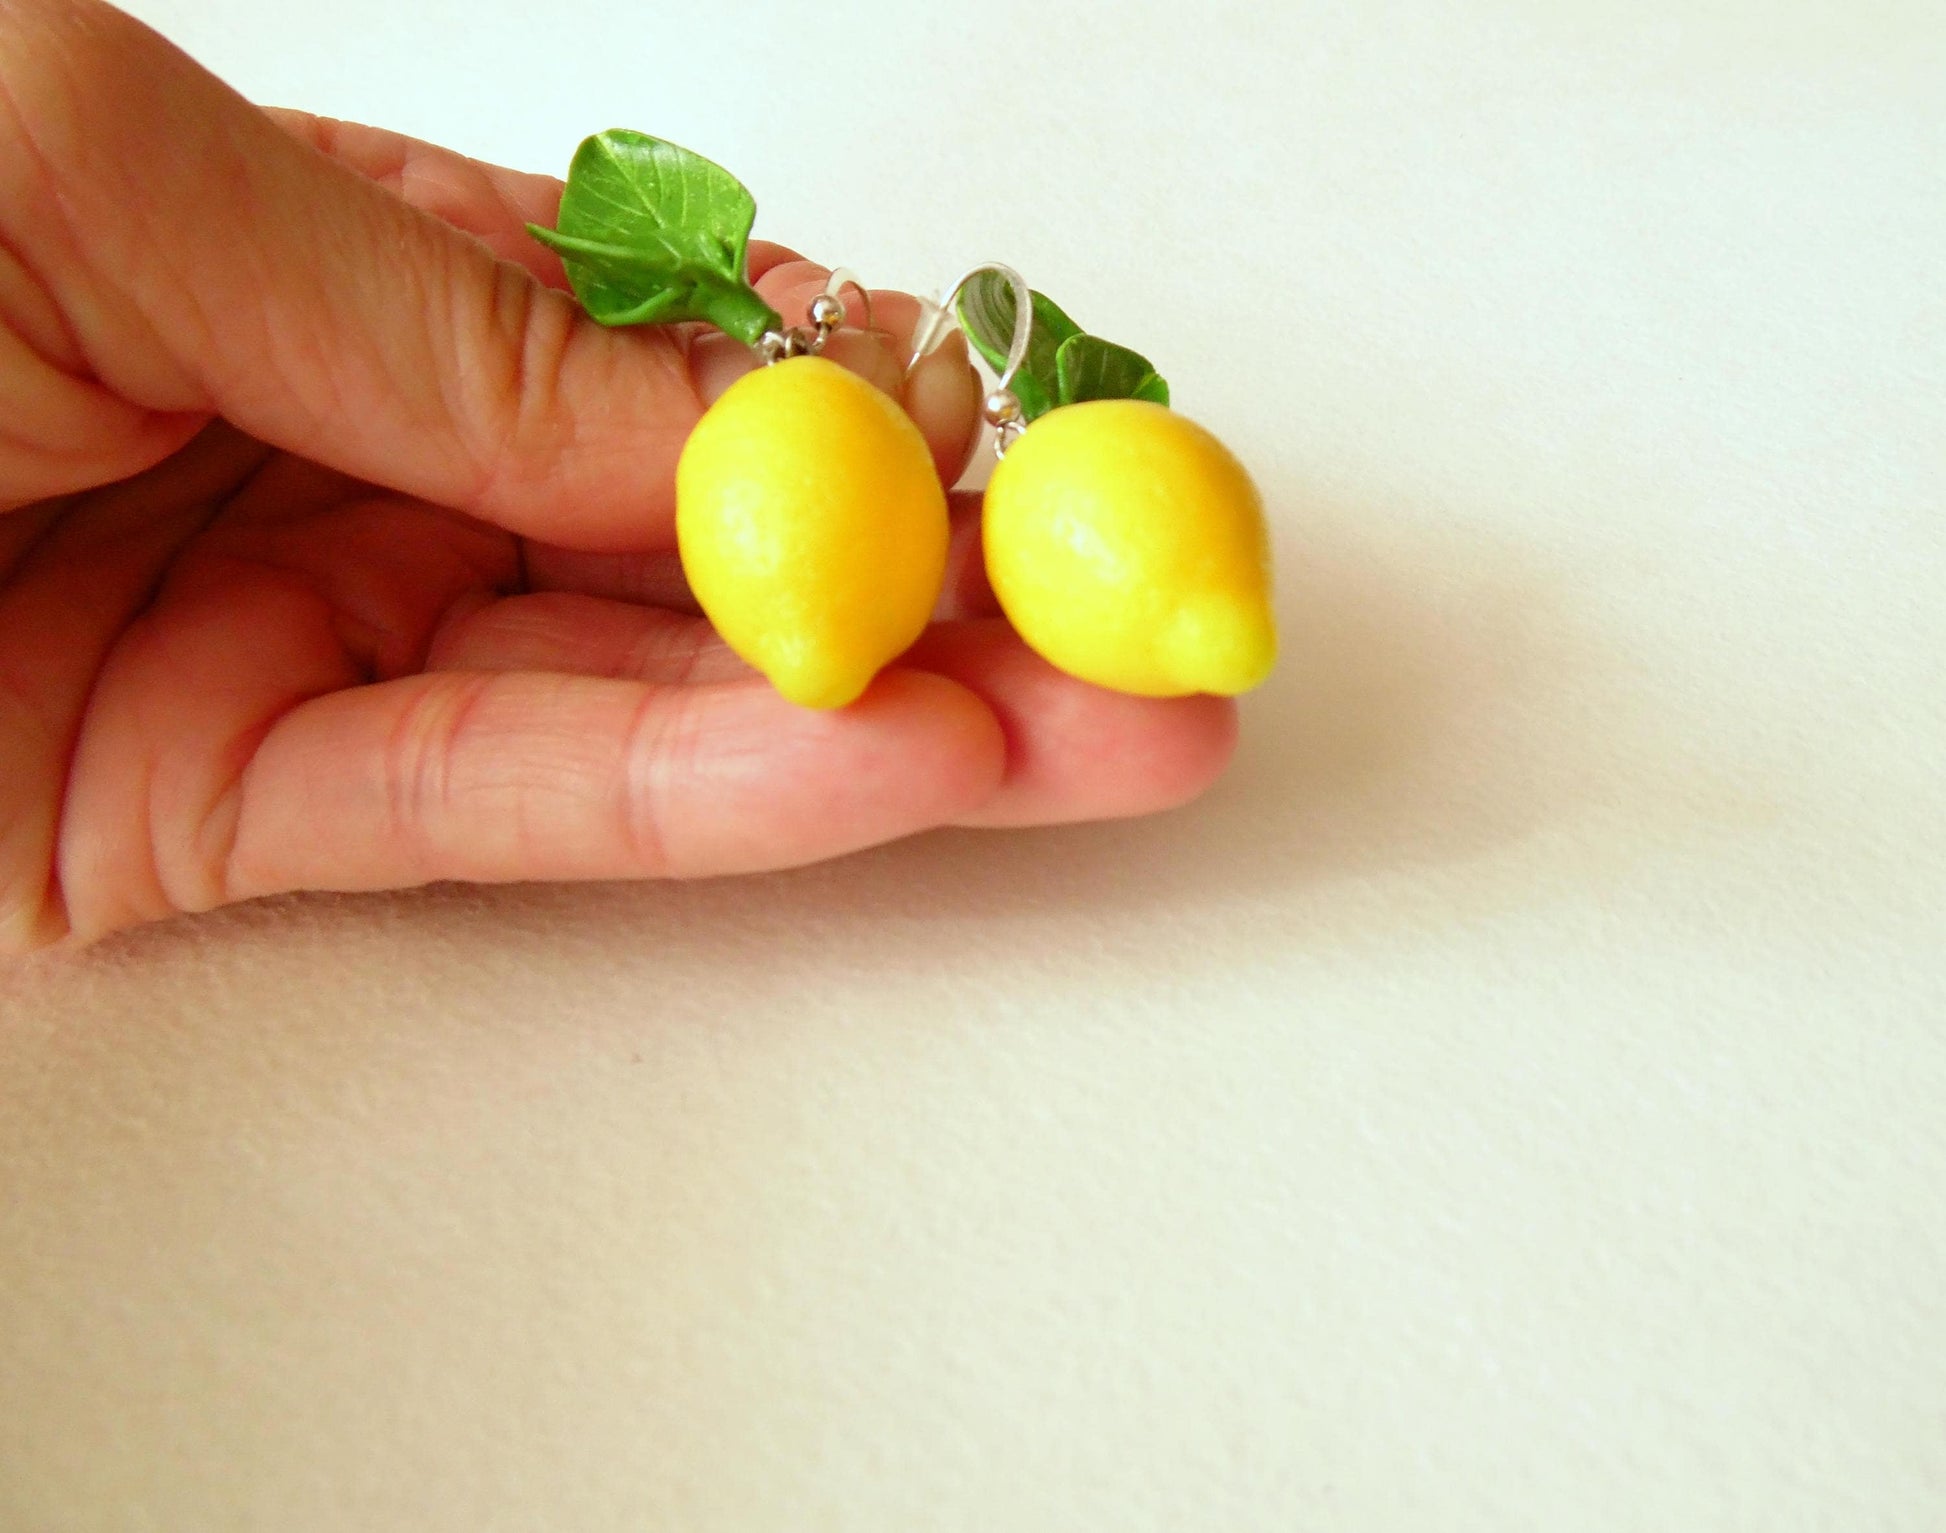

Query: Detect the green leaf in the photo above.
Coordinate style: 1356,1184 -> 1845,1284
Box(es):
954,273 -> 1082,421
527,129 -> 781,344
1054,334 -> 1170,409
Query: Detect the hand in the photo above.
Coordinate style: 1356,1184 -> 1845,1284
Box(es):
0,0 -> 1238,952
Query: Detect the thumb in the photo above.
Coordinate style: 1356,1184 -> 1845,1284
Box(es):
6,1 -> 734,548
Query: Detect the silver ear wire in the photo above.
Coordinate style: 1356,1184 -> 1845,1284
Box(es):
912,263 -> 1034,456
759,268 -> 877,363
819,268 -> 875,335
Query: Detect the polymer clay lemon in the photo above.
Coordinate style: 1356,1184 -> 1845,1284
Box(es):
983,399 -> 1276,697
677,357 -> 948,709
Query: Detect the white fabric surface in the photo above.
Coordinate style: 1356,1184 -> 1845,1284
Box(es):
3,1 -> 1943,1527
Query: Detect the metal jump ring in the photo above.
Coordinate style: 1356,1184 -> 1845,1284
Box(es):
759,267 -> 878,364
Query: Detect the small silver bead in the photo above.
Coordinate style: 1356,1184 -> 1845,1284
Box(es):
984,389 -> 1024,425
808,293 -> 845,331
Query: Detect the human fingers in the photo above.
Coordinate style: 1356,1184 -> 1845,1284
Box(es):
418,592 -> 1237,830
424,591 -> 755,685
260,109 -> 980,499
938,491 -> 999,618
259,108 -> 578,288
0,423 -> 271,950
49,541 -> 1005,938
261,109 -> 810,295
0,1 -> 685,535
0,2 -> 970,548
904,620 -> 1240,828
213,669 -> 1004,907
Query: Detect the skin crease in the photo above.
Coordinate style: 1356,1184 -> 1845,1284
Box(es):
0,0 -> 1239,953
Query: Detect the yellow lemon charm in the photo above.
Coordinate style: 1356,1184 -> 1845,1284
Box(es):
677,356 -> 949,709
983,399 -> 1277,697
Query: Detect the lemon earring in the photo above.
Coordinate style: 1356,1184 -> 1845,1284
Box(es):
675,274 -> 947,710
530,131 -> 1275,710
527,130 -> 948,709
917,266 -> 1276,699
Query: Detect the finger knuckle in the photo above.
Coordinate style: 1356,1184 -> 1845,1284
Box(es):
380,672 -> 499,877
455,264 -> 578,513
617,687 -> 695,876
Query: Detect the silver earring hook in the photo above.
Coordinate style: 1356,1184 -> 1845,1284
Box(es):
911,263 -> 1032,389
911,263 -> 1034,455
819,267 -> 875,334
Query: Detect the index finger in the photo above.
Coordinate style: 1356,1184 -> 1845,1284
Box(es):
264,109 -> 810,291
267,112 -> 978,518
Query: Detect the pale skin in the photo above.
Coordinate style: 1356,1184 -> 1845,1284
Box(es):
0,0 -> 1238,953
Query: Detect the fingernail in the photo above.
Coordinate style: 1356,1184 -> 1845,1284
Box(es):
902,330 -> 981,482
817,328 -> 904,398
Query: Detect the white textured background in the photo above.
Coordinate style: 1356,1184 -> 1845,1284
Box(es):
4,1 -> 1944,1528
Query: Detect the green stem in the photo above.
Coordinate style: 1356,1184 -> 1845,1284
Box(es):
697,281 -> 783,347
